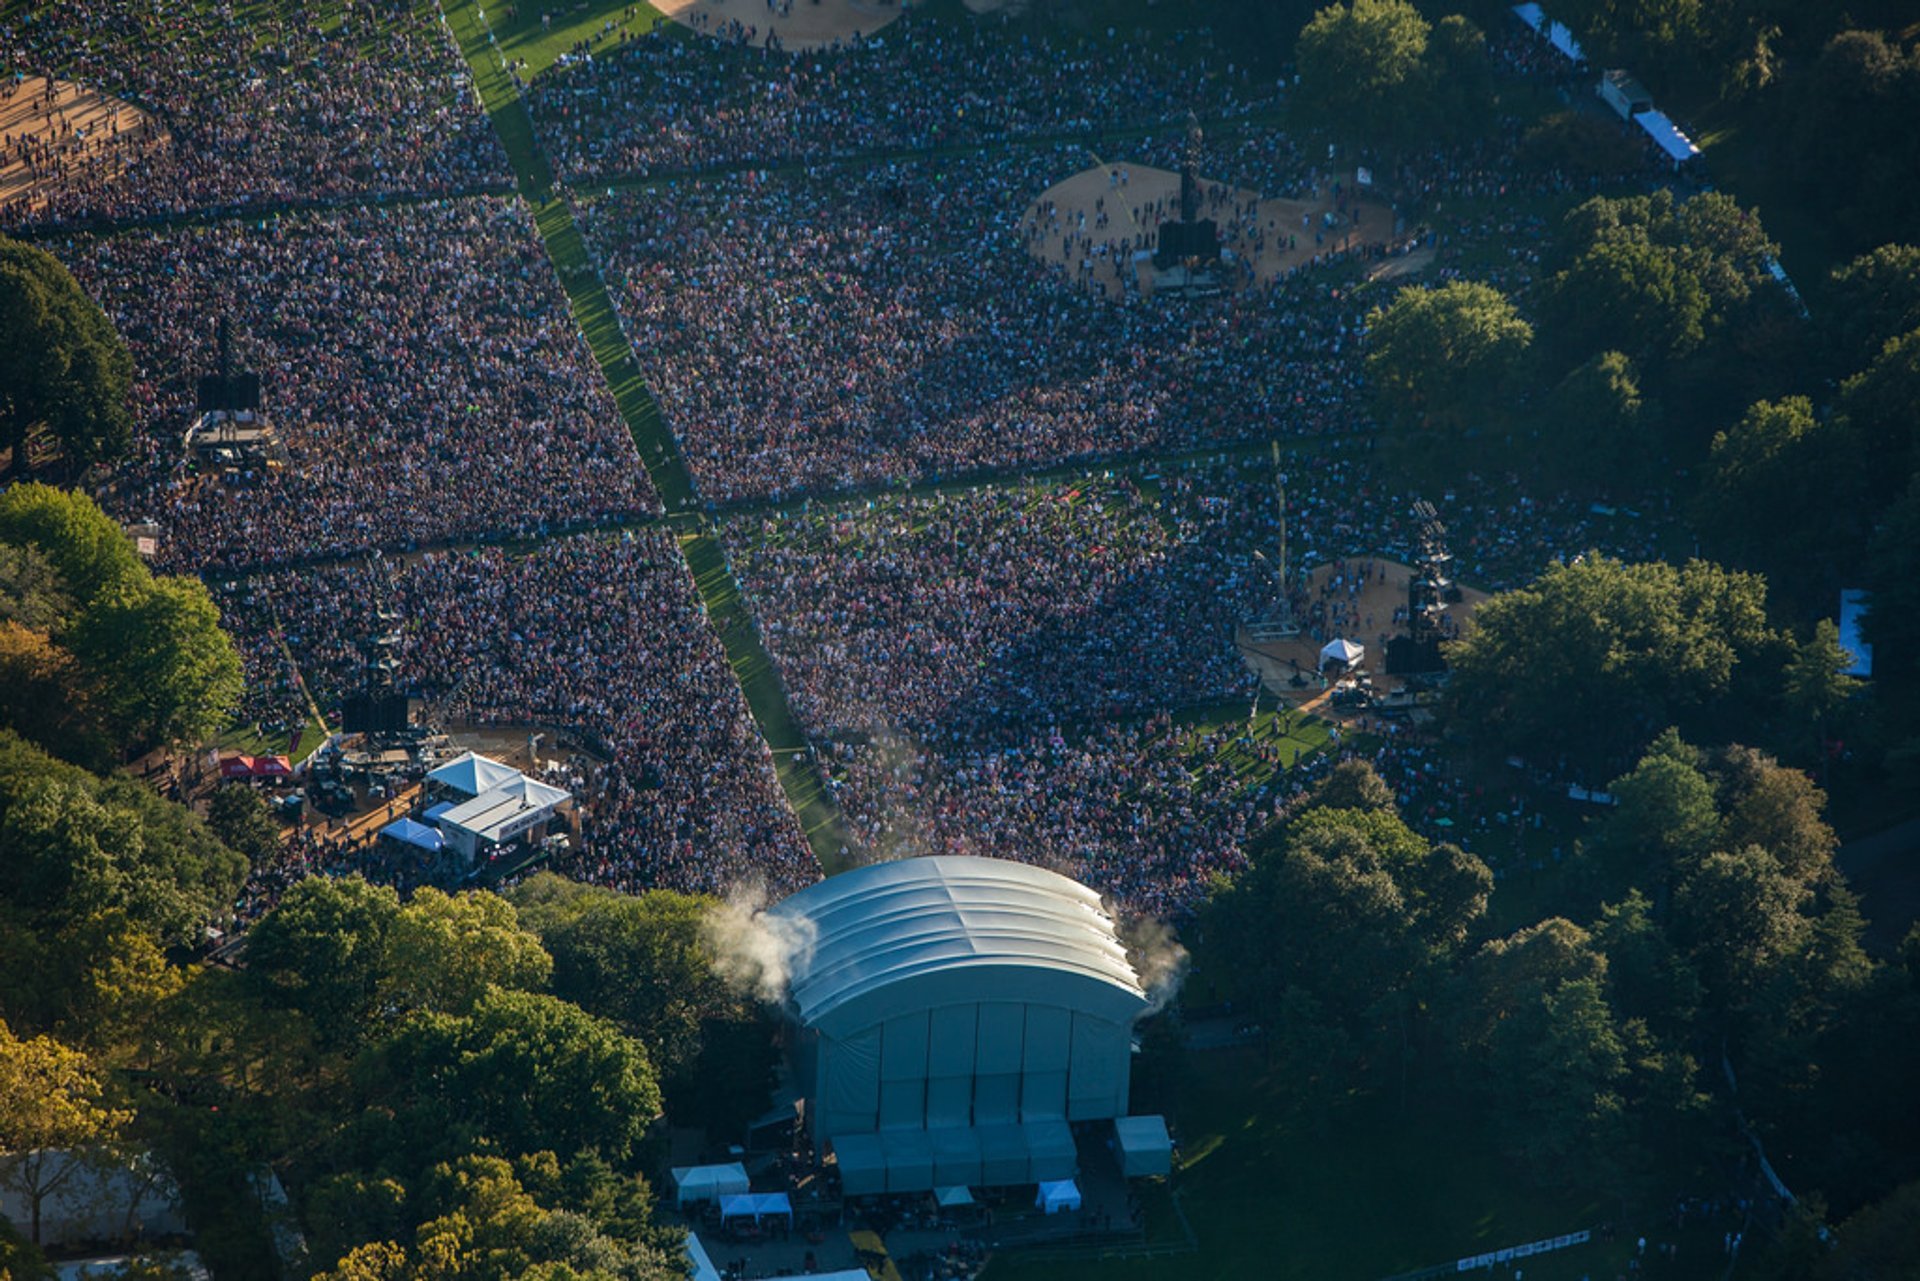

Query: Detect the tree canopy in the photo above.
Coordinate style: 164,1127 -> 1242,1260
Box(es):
1365,281 -> 1532,440
0,237 -> 133,477
1294,0 -> 1431,155
1443,556 -> 1778,777
0,485 -> 243,759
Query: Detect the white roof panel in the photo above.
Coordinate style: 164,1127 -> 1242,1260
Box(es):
769,857 -> 1147,1035
426,752 -> 522,797
439,775 -> 571,843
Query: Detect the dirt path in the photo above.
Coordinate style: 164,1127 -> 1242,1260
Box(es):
653,0 -> 909,49
1023,160 -> 1391,301
0,75 -> 168,217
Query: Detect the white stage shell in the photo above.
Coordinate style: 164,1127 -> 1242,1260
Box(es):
770,857 -> 1150,1187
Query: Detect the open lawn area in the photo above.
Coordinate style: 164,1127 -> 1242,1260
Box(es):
982,1047 -> 1722,1281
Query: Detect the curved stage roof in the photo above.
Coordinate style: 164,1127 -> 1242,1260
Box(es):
767,856 -> 1147,1035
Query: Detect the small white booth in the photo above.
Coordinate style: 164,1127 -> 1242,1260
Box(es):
1319,637 -> 1365,671
671,1162 -> 750,1209
718,1192 -> 793,1230
1036,1179 -> 1083,1215
1113,1114 -> 1173,1177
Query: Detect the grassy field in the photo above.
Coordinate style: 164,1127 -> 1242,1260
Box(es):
212,712 -> 330,761
980,1047 -> 1717,1281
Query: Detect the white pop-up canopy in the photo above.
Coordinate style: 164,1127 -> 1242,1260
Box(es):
1114,1114 -> 1173,1177
933,1185 -> 975,1208
671,1163 -> 749,1208
1319,637 -> 1365,669
1632,109 -> 1701,164
719,1192 -> 793,1225
1036,1179 -> 1083,1215
686,1232 -> 722,1281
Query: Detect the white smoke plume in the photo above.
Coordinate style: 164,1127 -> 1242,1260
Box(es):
1119,914 -> 1190,1016
702,884 -> 819,1006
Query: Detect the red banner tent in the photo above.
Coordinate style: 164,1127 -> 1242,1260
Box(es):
253,755 -> 293,779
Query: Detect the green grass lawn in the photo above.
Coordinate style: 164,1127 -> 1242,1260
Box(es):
981,1048 -> 1707,1281
679,530 -> 857,874
211,712 -> 330,761
477,0 -> 670,81
439,0 -> 553,194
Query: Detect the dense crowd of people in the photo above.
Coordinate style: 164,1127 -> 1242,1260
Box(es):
26,3 -> 1700,919
720,444 -> 1671,910
527,13 -> 1283,182
218,532 -> 817,897
0,0 -> 506,228
581,146 -> 1375,501
64,198 -> 658,572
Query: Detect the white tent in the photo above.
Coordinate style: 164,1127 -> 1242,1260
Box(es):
686,1232 -> 722,1281
1632,109 -> 1700,164
425,751 -> 522,799
671,1163 -> 750,1209
1319,638 -> 1364,670
1509,3 -> 1544,32
719,1192 -> 793,1226
1839,589 -> 1873,677
1547,20 -> 1584,62
933,1185 -> 975,1208
1036,1180 -> 1083,1215
1114,1115 -> 1173,1177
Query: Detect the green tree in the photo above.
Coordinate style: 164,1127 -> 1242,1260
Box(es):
1444,556 -> 1778,777
1294,0 -> 1431,156
1714,746 -> 1840,883
1696,397 -> 1865,595
0,1020 -> 132,1245
0,238 -> 132,476
246,877 -> 551,1051
1422,16 -> 1494,141
1452,920 -> 1630,1179
0,543 -> 72,630
0,483 -> 143,608
1309,759 -> 1397,812
1537,349 -> 1653,493
358,989 -> 661,1169
0,731 -> 247,945
1822,1181 -> 1920,1281
1838,327 -> 1920,502
1780,620 -> 1863,768
66,576 -> 243,750
313,1154 -> 682,1281
244,875 -> 404,1051
1206,804 -> 1487,1084
381,888 -> 553,1018
1827,244 -> 1920,372
1788,32 -> 1920,254
1365,281 -> 1532,439
508,875 -> 771,1137
1864,477 -> 1920,782
204,785 -> 282,872
0,622 -> 107,767
1590,747 -> 1721,897
1541,235 -> 1709,366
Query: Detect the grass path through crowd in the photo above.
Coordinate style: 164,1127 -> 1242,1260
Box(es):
442,0 -> 858,875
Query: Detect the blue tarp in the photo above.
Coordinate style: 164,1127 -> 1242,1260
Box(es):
380,817 -> 444,852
